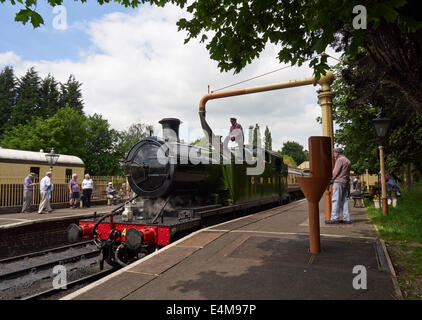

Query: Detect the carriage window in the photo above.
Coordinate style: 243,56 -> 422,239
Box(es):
30,167 -> 40,181
65,169 -> 72,182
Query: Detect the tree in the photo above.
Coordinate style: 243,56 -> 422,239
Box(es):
115,122 -> 154,160
277,152 -> 297,167
0,106 -> 87,156
9,67 -> 41,128
39,74 -> 60,118
281,141 -> 307,166
330,57 -> 422,182
252,123 -> 261,149
248,125 -> 253,145
84,113 -> 121,175
59,75 -> 84,114
264,125 -> 272,151
0,66 -> 16,135
192,136 -> 209,147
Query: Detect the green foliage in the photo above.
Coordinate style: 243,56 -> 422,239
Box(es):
277,153 -> 297,167
114,122 -> 154,166
367,183 -> 422,242
191,136 -> 209,147
0,66 -> 16,135
84,113 -> 121,175
10,67 -> 41,128
280,141 -> 307,166
0,106 -> 87,155
59,75 -> 84,115
39,73 -> 61,118
264,125 -> 272,151
247,125 -> 253,145
331,57 -> 422,176
252,123 -> 261,148
0,66 -> 85,133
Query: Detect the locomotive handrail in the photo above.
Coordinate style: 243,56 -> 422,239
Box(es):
92,194 -> 139,237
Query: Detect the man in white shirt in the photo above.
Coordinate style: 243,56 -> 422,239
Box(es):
38,171 -> 53,214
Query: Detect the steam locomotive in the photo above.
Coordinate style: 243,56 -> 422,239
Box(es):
68,118 -> 306,268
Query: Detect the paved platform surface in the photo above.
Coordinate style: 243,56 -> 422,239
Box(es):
0,204 -> 119,229
62,199 -> 400,300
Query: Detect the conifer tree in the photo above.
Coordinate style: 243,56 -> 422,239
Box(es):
0,66 -> 16,135
253,124 -> 261,148
10,67 -> 41,127
264,125 -> 272,151
59,75 -> 84,114
39,74 -> 60,118
248,125 -> 254,145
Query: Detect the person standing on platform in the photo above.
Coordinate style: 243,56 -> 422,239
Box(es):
38,171 -> 53,214
69,174 -> 80,208
22,172 -> 37,213
326,147 -> 352,224
82,174 -> 94,208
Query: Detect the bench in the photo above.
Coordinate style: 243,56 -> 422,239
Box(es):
91,190 -> 106,200
350,191 -> 365,208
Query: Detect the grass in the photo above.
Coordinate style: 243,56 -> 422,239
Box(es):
366,183 -> 422,242
366,183 -> 422,299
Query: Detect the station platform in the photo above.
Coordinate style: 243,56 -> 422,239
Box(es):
0,204 -> 115,230
0,204 -> 120,259
62,199 -> 401,300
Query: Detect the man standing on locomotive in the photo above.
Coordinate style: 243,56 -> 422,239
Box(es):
223,117 -> 245,161
327,147 -> 352,224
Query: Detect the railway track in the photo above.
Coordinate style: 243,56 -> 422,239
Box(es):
0,241 -> 112,300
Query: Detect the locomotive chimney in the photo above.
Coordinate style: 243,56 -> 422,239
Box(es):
159,118 -> 181,142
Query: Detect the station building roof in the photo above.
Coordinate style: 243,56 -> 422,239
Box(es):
0,147 -> 84,167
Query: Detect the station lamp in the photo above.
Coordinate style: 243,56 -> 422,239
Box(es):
373,115 -> 392,145
45,148 -> 60,170
372,112 -> 392,216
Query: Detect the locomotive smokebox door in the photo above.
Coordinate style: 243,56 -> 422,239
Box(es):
125,137 -> 175,199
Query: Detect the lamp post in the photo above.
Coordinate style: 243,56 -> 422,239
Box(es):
373,113 -> 392,216
45,148 -> 60,171
364,159 -> 369,193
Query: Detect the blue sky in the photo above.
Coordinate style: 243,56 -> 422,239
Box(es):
0,1 -> 136,61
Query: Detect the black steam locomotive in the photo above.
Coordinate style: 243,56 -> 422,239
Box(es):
68,118 -> 305,267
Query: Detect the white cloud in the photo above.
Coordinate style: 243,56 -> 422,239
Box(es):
1,4 -> 341,152
0,51 -> 21,66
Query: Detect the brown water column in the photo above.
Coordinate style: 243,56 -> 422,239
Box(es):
297,137 -> 332,253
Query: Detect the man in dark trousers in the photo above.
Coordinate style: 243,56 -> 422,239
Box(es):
223,117 -> 245,161
326,147 -> 352,224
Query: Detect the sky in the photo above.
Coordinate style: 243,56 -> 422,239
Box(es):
0,1 -> 341,152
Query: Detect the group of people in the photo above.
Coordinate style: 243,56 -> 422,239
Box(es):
22,171 -> 55,214
326,147 -> 401,224
68,173 -> 94,209
21,172 -> 121,213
